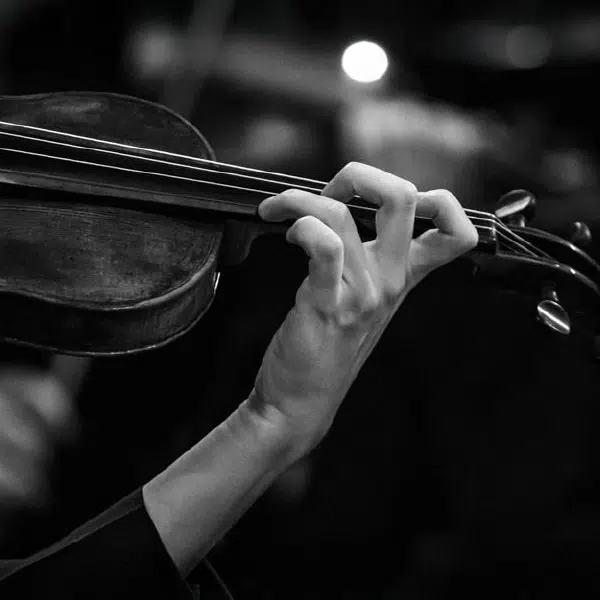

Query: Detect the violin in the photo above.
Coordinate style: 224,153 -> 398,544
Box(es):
0,91 -> 598,356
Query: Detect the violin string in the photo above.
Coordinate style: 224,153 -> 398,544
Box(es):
0,146 -> 282,202
0,120 -> 328,183
0,121 -> 496,220
0,146 -> 536,257
0,128 -> 330,194
439,202 -> 548,258
0,143 -> 487,230
0,146 -> 515,249
0,139 -> 537,260
0,125 -> 543,257
496,221 -> 551,259
0,125 -> 506,232
0,123 -> 540,228
495,230 -> 540,257
0,125 -> 502,226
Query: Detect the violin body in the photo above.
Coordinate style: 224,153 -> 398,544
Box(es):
0,92 -> 223,354
0,91 -> 599,356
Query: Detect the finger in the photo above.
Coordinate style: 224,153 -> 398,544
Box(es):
322,162 -> 418,269
286,216 -> 343,304
409,189 -> 478,281
259,189 -> 369,286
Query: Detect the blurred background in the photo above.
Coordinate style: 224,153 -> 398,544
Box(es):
2,0 -> 600,598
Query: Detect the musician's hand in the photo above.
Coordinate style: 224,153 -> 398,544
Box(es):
253,162 -> 477,457
0,368 -> 75,510
143,163 -> 476,575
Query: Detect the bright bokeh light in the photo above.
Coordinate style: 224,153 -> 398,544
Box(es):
341,41 -> 388,83
126,21 -> 179,81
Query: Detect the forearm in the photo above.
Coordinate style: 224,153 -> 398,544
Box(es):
142,396 -> 299,577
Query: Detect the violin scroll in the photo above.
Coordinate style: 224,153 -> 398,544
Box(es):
474,188 -> 600,340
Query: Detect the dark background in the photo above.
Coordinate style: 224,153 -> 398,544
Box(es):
2,1 -> 600,598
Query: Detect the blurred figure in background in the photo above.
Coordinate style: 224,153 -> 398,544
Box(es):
0,359 -> 80,552
0,0 -> 86,556
339,92 -> 600,247
340,95 -> 497,204
339,93 -> 528,211
0,326 -> 90,558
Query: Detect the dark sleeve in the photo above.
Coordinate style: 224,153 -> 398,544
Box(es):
0,488 -> 204,599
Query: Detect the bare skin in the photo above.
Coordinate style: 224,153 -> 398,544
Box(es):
139,162 -> 478,575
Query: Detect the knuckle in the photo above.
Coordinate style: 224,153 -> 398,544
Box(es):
341,161 -> 363,176
344,284 -> 384,325
381,279 -> 406,306
286,215 -> 311,240
400,179 -> 419,198
322,198 -> 351,228
387,178 -> 418,210
316,235 -> 343,262
402,187 -> 419,210
335,161 -> 370,187
359,288 -> 382,316
280,188 -> 305,205
432,188 -> 459,206
386,171 -> 418,195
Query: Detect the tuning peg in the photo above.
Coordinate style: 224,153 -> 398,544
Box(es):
495,190 -> 537,227
536,285 -> 570,335
568,221 -> 592,248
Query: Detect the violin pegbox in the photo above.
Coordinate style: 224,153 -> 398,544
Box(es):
494,189 -> 600,335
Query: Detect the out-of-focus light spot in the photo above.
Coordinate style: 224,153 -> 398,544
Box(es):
542,148 -> 596,191
244,116 -> 304,161
126,21 -> 179,81
505,25 -> 551,69
341,41 -> 388,83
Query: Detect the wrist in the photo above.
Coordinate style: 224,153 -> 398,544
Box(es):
143,396 -> 307,575
237,390 -> 324,464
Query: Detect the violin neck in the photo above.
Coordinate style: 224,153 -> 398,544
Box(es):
0,121 -> 494,247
